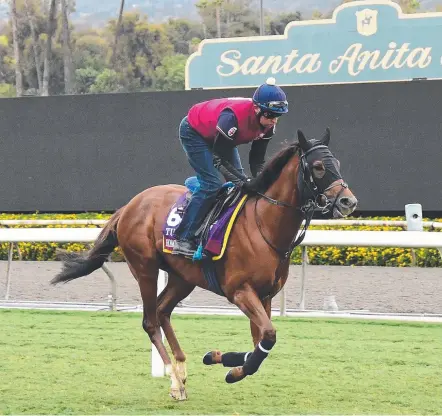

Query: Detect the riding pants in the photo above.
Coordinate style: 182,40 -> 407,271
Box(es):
175,116 -> 245,241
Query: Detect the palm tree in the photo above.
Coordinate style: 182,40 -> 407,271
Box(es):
111,0 -> 125,68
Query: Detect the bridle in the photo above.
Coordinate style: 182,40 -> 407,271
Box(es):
254,144 -> 348,260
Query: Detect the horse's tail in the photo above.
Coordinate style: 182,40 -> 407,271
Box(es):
50,208 -> 123,285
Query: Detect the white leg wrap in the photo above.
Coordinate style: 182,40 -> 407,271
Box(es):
258,342 -> 270,354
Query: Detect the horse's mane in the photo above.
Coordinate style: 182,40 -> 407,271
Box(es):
253,142 -> 300,192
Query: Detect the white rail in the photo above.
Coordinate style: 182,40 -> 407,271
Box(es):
0,219 -> 441,228
2,227 -> 441,308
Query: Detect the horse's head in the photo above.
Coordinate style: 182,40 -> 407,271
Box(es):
297,128 -> 357,218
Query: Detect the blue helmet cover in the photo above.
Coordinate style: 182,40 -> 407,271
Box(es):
252,77 -> 288,114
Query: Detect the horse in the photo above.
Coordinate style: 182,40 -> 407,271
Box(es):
50,128 -> 358,401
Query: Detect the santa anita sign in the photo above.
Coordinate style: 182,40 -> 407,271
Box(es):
185,0 -> 442,89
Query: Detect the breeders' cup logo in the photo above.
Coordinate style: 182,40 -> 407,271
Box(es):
355,9 -> 378,36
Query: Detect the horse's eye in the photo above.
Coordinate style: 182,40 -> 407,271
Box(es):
312,161 -> 325,178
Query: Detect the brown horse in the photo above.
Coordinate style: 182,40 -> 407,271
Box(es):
51,128 -> 357,400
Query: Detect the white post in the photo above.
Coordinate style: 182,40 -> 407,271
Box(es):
323,295 -> 339,311
151,270 -> 167,377
279,286 -> 287,316
405,203 -> 423,231
4,242 -> 14,300
299,246 -> 308,310
405,203 -> 423,266
101,263 -> 117,311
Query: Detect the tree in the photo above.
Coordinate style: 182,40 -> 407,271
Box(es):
223,0 -> 260,37
0,34 -> 15,89
42,0 -> 57,96
23,0 -> 42,92
89,68 -> 123,93
397,0 -> 420,13
108,12 -> 173,91
0,82 -> 16,97
196,0 -> 260,38
75,66 -> 99,93
311,10 -> 323,20
60,0 -> 76,94
164,18 -> 204,55
111,0 -> 125,67
10,0 -> 23,96
197,0 -> 222,37
269,12 -> 302,35
152,54 -> 186,91
73,29 -> 108,72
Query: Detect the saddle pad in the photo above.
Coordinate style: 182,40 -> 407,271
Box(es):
162,193 -> 247,260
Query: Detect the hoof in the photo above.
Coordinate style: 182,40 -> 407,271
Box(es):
170,387 -> 188,401
225,366 -> 246,384
203,350 -> 222,365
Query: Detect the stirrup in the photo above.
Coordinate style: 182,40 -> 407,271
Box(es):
172,240 -> 196,257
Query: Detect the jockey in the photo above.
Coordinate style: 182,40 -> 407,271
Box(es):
172,77 -> 289,257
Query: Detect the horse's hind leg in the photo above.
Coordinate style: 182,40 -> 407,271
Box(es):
126,260 -> 187,401
157,271 -> 195,385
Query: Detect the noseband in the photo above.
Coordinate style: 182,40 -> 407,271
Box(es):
254,145 -> 348,260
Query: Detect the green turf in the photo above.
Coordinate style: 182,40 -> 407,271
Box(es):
0,309 -> 441,415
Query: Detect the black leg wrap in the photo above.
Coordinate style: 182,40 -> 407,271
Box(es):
202,350 -> 222,365
202,352 -> 215,365
221,352 -> 252,367
242,339 -> 275,376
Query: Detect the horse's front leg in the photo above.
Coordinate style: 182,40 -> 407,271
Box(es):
203,296 -> 272,369
224,286 -> 275,383
210,284 -> 275,383
250,297 -> 271,347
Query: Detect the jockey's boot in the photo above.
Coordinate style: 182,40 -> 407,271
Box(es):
172,239 -> 197,257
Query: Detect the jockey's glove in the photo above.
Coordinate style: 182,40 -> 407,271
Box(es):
213,154 -> 246,185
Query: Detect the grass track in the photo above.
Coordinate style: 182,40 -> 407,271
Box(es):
0,309 -> 441,415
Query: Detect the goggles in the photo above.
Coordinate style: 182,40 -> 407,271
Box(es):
265,100 -> 288,109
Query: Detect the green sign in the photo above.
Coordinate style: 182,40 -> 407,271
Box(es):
185,0 -> 442,89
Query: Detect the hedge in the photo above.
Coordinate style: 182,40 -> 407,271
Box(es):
0,213 -> 441,267
290,218 -> 442,267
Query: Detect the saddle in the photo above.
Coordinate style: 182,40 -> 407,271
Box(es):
162,177 -> 247,261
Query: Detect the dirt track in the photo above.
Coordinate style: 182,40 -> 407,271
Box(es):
1,261 -> 441,314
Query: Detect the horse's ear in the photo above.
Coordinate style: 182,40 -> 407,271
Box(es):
297,129 -> 310,151
321,127 -> 331,146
